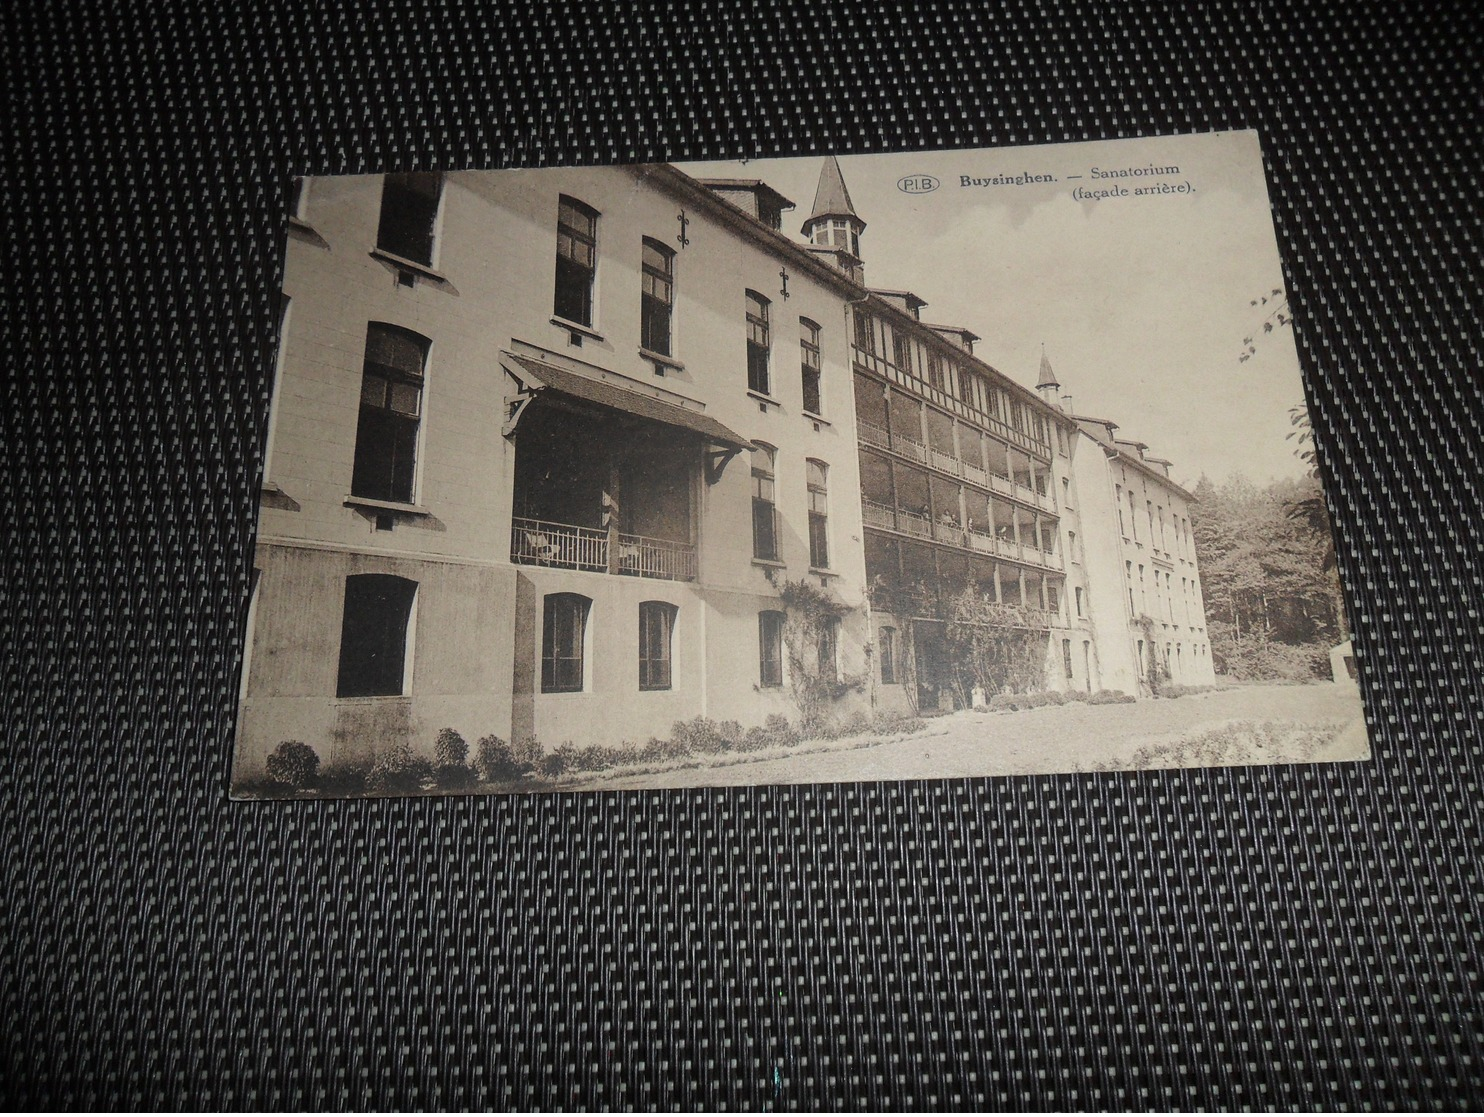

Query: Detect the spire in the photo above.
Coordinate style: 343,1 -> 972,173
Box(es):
801,157 -> 866,281
807,156 -> 860,225
1036,345 -> 1064,410
1036,345 -> 1059,390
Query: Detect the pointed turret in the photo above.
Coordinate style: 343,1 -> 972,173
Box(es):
1036,347 -> 1062,408
801,157 -> 867,281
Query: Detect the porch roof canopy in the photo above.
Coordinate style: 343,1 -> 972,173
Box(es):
501,352 -> 751,450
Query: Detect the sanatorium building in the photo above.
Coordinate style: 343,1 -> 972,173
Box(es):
234,157 -> 1214,779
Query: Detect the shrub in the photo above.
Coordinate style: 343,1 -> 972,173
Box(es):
1088,689 -> 1137,705
870,710 -> 922,735
988,693 -> 1020,711
764,713 -> 800,748
1063,690 -> 1090,704
475,735 -> 518,782
366,743 -> 432,794
513,736 -> 541,771
539,749 -> 569,779
265,740 -> 320,789
1041,691 -> 1068,706
717,721 -> 745,748
434,728 -> 469,767
837,710 -> 872,738
671,717 -> 727,754
739,726 -> 773,752
1157,683 -> 1219,699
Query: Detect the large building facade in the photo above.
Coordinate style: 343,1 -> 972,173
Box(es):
235,157 -> 1213,781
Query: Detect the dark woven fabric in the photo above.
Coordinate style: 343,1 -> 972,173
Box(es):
3,1 -> 1480,1108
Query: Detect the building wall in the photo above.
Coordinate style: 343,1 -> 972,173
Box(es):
237,164 -> 874,780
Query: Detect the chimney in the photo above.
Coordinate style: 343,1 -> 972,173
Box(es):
1060,393 -> 1074,414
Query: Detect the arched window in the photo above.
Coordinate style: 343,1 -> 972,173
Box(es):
336,574 -> 418,697
751,444 -> 778,561
641,238 -> 675,356
542,593 -> 591,693
638,601 -> 677,691
353,323 -> 429,504
806,459 -> 829,570
745,290 -> 771,395
554,196 -> 599,327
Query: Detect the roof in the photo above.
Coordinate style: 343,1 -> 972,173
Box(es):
502,352 -> 750,449
1036,351 -> 1060,390
804,156 -> 864,229
921,322 -> 982,343
870,288 -> 929,311
693,178 -> 797,217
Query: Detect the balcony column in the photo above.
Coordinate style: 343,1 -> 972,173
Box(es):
606,462 -> 622,575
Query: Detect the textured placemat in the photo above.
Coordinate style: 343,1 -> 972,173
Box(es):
2,1 -> 1480,1108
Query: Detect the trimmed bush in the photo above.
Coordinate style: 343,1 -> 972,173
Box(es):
265,740 -> 320,789
1063,690 -> 1090,703
1088,689 -> 1137,705
475,735 -> 518,782
434,728 -> 469,767
366,743 -> 432,793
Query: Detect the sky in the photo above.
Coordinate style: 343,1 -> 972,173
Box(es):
680,131 -> 1309,489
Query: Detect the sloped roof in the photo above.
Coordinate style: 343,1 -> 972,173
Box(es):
502,353 -> 750,449
806,156 -> 863,225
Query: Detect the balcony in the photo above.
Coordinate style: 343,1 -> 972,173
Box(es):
862,500 -> 1063,571
511,517 -> 697,581
868,583 -> 1060,631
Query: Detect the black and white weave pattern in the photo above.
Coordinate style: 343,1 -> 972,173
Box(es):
2,1 -> 1480,1108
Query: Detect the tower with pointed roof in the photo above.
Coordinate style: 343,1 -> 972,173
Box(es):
1036,346 -> 1062,408
801,156 -> 867,282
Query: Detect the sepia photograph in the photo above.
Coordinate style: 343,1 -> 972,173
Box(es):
233,130 -> 1370,799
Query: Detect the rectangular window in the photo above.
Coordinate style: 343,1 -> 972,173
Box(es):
352,323 -> 428,504
807,459 -> 830,569
892,330 -> 913,376
853,307 -> 875,354
1063,638 -> 1074,680
1075,586 -> 1084,617
751,446 -> 778,561
817,616 -> 839,682
640,238 -> 675,356
880,626 -> 897,685
376,172 -> 442,266
959,368 -> 976,405
746,290 -> 772,394
336,574 -> 417,697
759,611 -> 785,687
800,318 -> 823,414
554,196 -> 598,326
638,601 -> 676,690
542,593 -> 590,693
926,350 -> 945,392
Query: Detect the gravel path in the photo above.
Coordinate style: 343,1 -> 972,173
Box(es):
588,683 -> 1370,791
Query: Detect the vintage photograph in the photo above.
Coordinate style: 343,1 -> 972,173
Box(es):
233,131 -> 1369,799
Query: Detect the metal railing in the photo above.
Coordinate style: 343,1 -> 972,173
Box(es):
511,517 -> 697,581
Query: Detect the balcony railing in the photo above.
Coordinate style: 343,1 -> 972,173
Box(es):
511,517 -> 697,581
863,500 -> 1063,571
868,584 -> 1060,631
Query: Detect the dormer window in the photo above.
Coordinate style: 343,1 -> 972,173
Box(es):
377,173 -> 443,267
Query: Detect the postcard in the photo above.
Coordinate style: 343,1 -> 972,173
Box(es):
234,130 -> 1369,798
